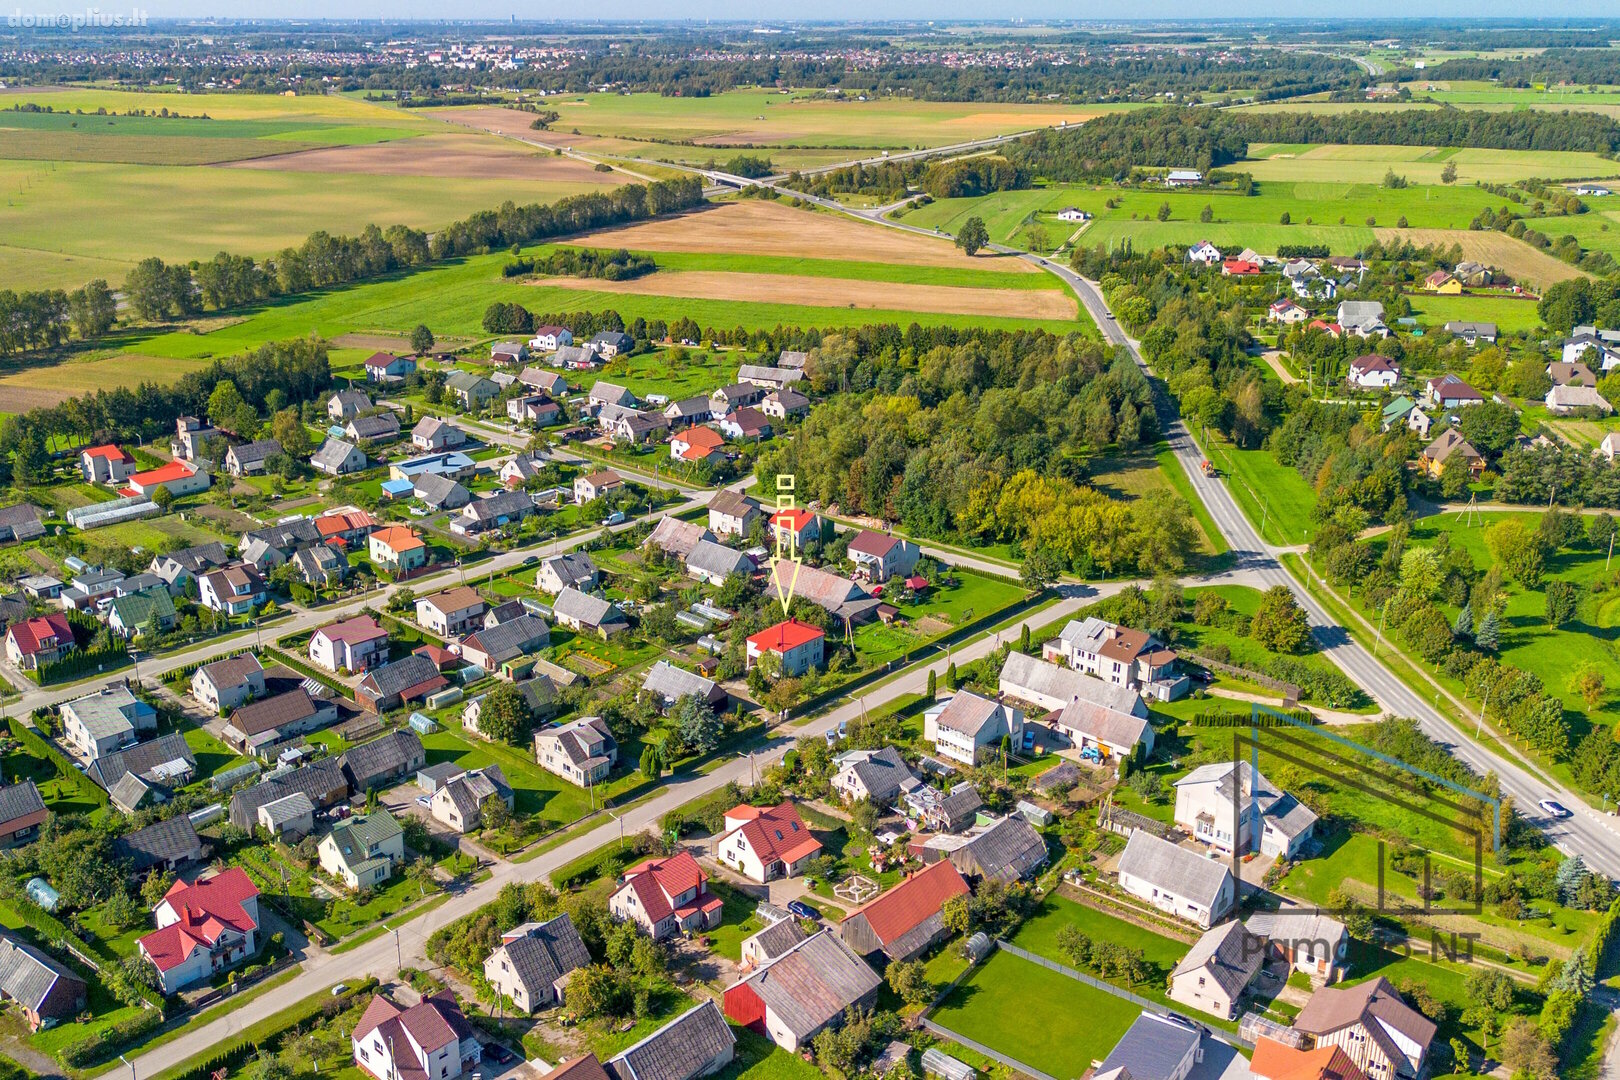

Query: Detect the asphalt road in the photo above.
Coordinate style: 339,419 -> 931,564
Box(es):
1032,253 -> 1620,878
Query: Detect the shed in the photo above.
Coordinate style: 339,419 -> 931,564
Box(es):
1015,800 -> 1053,827
257,791 -> 316,838
922,1048 -> 976,1080
408,712 -> 440,734
417,762 -> 462,792
25,878 -> 58,912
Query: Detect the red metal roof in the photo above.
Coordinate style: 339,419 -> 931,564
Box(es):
850,861 -> 968,947
725,802 -> 822,866
139,867 -> 259,972
83,444 -> 133,462
771,508 -> 815,530
130,460 -> 197,487
620,851 -> 707,923
317,616 -> 390,646
747,619 -> 825,653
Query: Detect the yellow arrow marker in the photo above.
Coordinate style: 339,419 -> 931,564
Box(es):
768,554 -> 803,619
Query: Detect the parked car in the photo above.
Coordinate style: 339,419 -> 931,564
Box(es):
416,794 -> 431,807
602,510 -> 626,525
787,900 -> 818,920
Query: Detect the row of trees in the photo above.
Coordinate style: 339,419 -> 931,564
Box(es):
1010,104 -> 1620,182
0,281 -> 116,357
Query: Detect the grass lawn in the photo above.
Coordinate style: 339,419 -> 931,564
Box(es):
1088,448 -> 1221,556
848,569 -> 1028,667
715,1027 -> 826,1080
933,949 -> 1140,1078
1405,293 -> 1545,335
1171,585 -> 1368,707
1201,434 -> 1318,547
1011,894 -> 1190,972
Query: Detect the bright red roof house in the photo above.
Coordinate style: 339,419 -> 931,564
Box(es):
5,613 -> 74,671
838,860 -> 969,961
137,867 -> 261,993
746,620 -> 826,678
608,850 -> 722,941
717,802 -> 823,883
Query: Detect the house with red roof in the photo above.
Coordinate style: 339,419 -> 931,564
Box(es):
126,460 -> 211,498
1269,300 -> 1308,325
137,867 -> 261,993
80,444 -> 136,485
1222,259 -> 1262,276
363,352 -> 416,384
846,530 -> 920,583
5,613 -> 74,671
315,509 -> 379,547
769,508 -> 820,551
310,616 -> 391,674
716,802 -> 823,883
838,860 -> 970,962
669,425 -> 725,465
608,850 -> 722,941
746,620 -> 826,678
1307,319 -> 1343,338
369,526 -> 428,574
352,991 -> 482,1080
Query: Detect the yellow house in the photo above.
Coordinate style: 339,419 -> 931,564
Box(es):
1424,270 -> 1462,294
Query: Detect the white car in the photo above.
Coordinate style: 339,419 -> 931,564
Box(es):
1539,799 -> 1573,819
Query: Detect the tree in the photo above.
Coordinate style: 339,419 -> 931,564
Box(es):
1485,520 -> 1545,588
1279,210 -> 1291,225
1199,204 -> 1214,223
68,279 -> 117,338
1545,580 -> 1579,627
640,744 -> 663,779
1476,609 -> 1501,651
1441,160 -> 1458,184
673,694 -> 721,756
1499,1018 -> 1556,1080
1399,547 -> 1442,599
270,406 -> 312,459
410,324 -> 435,355
955,216 -> 989,257
1025,224 -> 1048,253
567,964 -> 628,1018
1250,585 -> 1311,654
151,485 -> 175,512
1021,544 -> 1064,590
927,668 -> 937,698
886,959 -> 933,1007
1572,662 -> 1606,711
408,856 -> 439,898
1466,967 -> 1516,1013
940,894 -> 972,936
1156,201 -> 1172,222
1452,603 -> 1473,640
476,683 -> 532,744
140,869 -> 175,907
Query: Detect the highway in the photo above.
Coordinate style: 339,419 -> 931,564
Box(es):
756,173 -> 1620,878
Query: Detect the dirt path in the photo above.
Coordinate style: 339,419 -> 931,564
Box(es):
1260,349 -> 1300,385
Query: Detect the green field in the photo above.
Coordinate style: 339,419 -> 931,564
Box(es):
1201,435 -> 1319,547
902,177 -> 1507,256
932,949 -> 1141,1077
25,247 -> 1082,398
1238,143 -> 1620,186
0,159 -> 616,291
1406,293 -> 1546,335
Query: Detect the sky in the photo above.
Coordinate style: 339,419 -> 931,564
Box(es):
73,3 -> 1620,22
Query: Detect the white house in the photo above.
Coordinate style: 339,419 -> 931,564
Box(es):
846,531 -> 920,582
922,690 -> 1022,766
1245,909 -> 1349,985
534,716 -> 618,787
1173,761 -> 1318,860
1268,300 -> 1308,324
191,653 -> 266,713
528,325 -> 574,352
1187,240 -> 1222,265
1115,829 -> 1235,928
318,811 -> 405,890
309,616 -> 391,673
60,686 -> 157,760
136,869 -> 260,993
1546,384 -> 1613,415
537,552 -> 599,594
482,914 -> 591,1014
1050,698 -> 1153,764
352,993 -> 482,1080
1168,921 -> 1265,1019
1056,207 -> 1090,222
1347,353 -> 1400,389
715,802 -> 823,883
198,565 -> 266,615
1045,617 -> 1187,700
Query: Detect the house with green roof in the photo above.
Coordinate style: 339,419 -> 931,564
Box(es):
106,587 -> 177,639
317,810 -> 405,890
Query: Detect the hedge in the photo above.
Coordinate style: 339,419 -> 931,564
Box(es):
1190,708 -> 1317,728
61,1005 -> 165,1067
7,716 -> 109,807
261,647 -> 347,696
153,978 -> 378,1080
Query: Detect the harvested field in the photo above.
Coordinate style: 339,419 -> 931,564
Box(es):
331,333 -> 414,353
0,352 -> 213,407
534,269 -> 1076,320
1374,227 -> 1587,291
562,201 -> 1037,272
224,133 -> 630,184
